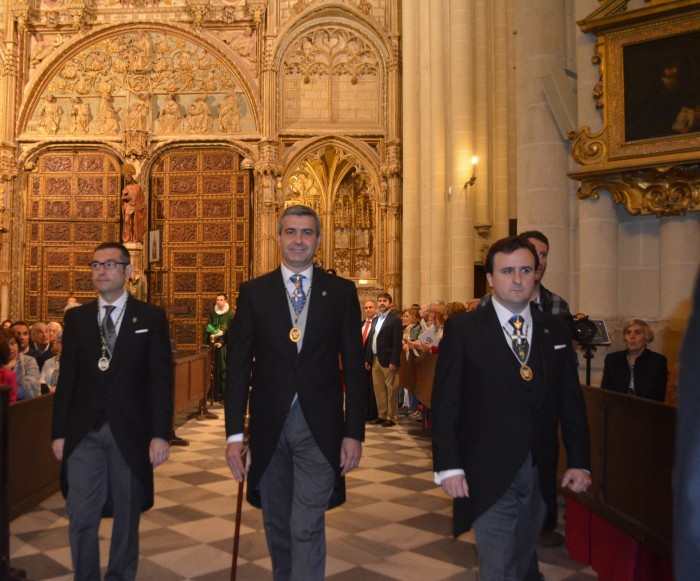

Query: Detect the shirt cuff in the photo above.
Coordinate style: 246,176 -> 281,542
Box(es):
434,468 -> 465,485
227,433 -> 243,444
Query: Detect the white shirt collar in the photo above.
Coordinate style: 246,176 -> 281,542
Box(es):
98,290 -> 129,312
491,296 -> 532,331
280,263 -> 314,285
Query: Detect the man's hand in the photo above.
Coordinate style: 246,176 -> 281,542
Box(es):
52,438 -> 65,461
561,468 -> 591,494
149,437 -> 170,467
441,474 -> 470,498
364,362 -> 371,371
226,441 -> 251,483
389,363 -> 397,373
340,437 -> 362,476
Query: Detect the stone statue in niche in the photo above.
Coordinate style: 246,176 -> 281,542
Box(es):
187,95 -> 212,133
121,174 -> 147,244
97,94 -> 120,134
125,92 -> 151,131
38,94 -> 63,134
157,94 -> 182,134
218,91 -> 240,133
69,97 -> 90,134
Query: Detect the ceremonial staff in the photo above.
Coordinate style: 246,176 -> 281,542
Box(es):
230,392 -> 250,581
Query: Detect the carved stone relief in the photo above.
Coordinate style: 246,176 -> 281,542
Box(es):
24,30 -> 254,136
332,172 -> 375,279
281,26 -> 381,127
283,143 -> 378,278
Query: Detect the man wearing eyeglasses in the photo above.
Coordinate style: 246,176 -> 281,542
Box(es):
51,242 -> 173,581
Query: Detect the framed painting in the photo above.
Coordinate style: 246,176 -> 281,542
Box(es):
605,10 -> 700,160
148,229 -> 161,263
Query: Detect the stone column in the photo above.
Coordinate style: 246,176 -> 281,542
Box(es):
515,1 -> 573,301
254,139 -> 282,276
448,0 -> 475,301
401,0 -> 421,305
1,15 -> 21,321
660,215 -> 700,360
490,0 -> 514,241
381,140 -> 402,306
427,0 -> 448,301
575,0 -> 618,384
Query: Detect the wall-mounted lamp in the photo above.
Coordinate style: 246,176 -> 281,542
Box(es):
465,156 -> 478,189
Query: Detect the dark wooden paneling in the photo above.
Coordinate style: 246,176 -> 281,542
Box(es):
560,386 -> 674,559
8,395 -> 61,521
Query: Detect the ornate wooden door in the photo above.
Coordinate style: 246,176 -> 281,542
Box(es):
150,148 -> 251,355
24,151 -> 122,321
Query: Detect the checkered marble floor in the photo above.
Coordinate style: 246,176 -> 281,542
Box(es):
10,409 -> 598,580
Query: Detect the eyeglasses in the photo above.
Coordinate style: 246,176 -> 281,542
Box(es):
89,260 -> 129,271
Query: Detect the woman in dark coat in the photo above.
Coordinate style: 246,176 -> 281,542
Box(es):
600,318 -> 668,402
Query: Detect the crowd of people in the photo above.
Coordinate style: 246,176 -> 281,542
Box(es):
1,211 -> 676,581
0,319 -> 63,404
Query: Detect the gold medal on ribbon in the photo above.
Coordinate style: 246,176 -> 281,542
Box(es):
520,364 -> 533,382
98,356 -> 110,371
289,326 -> 302,343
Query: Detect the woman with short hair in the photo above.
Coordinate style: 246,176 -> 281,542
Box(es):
600,318 -> 668,402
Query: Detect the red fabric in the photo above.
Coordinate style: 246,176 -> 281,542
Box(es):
565,498 -> 673,581
639,544 -> 673,581
590,513 -> 639,581
362,319 -> 371,346
0,366 -> 18,403
565,496 -> 591,563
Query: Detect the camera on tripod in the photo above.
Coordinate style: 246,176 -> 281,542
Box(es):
568,313 -> 599,345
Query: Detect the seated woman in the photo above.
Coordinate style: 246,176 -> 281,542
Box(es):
399,307 -> 422,414
600,318 -> 668,402
6,335 -> 41,400
40,330 -> 62,393
0,333 -> 18,403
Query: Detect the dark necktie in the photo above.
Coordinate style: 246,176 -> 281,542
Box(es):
290,274 -> 306,315
103,305 -> 116,354
509,315 -> 529,363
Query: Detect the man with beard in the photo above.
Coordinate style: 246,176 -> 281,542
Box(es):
365,292 -> 403,427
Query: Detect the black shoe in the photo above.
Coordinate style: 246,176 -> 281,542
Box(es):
372,418 -> 385,424
366,416 -> 379,423
538,530 -> 565,547
381,420 -> 396,427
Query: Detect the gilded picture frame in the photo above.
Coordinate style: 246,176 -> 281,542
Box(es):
571,2 -> 700,217
607,12 -> 700,161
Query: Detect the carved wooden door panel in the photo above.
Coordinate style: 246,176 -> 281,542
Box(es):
25,151 -> 121,321
150,148 -> 250,355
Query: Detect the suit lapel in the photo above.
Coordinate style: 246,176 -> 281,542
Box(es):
531,307 -> 554,389
299,268 -> 329,357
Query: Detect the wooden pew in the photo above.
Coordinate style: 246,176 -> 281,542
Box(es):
6,352 -> 208,522
8,394 -> 61,522
561,386 -> 674,578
